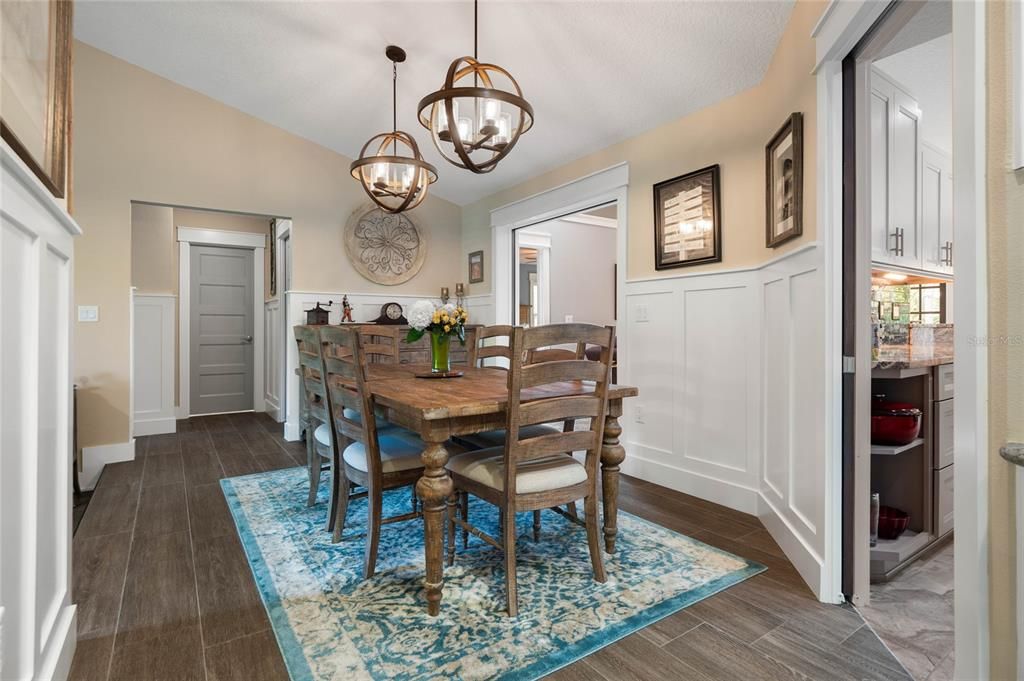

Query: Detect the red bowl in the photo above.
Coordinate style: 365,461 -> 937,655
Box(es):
877,506 -> 910,540
871,398 -> 922,446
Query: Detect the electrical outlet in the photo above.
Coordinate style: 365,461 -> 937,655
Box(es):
634,405 -> 645,424
564,314 -> 574,323
78,305 -> 99,322
635,304 -> 649,322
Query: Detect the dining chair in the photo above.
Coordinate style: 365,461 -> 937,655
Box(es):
359,325 -> 402,364
445,323 -> 616,616
293,325 -> 344,534
319,324 -> 454,577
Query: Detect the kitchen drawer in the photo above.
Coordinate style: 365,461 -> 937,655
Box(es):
934,363 -> 954,400
934,398 -> 954,469
934,465 -> 954,536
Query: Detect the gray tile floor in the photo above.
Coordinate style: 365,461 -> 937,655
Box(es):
858,542 -> 955,681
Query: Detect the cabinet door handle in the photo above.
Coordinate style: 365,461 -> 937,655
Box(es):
895,227 -> 904,257
947,241 -> 953,267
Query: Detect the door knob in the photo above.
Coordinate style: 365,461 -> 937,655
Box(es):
242,335 -> 253,343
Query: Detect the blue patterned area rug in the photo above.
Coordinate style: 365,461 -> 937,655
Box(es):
221,467 -> 765,681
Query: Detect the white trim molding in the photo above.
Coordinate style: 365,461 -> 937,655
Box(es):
1013,0 -> 1024,170
177,227 -> 265,418
132,294 -> 177,436
80,440 -> 137,492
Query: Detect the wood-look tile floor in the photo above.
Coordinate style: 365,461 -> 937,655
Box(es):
70,412 -> 911,681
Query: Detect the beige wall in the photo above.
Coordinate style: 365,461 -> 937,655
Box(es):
72,42 -> 462,448
460,1 -> 822,291
986,1 -> 1023,676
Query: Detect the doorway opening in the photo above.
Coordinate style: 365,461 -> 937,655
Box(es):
841,2 -> 954,676
512,204 -> 618,329
129,203 -> 281,433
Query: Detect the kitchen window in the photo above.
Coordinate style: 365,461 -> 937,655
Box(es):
907,284 -> 944,324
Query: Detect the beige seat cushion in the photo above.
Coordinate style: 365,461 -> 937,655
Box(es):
342,433 -> 429,474
314,419 -> 415,450
446,448 -> 588,494
459,424 -> 562,449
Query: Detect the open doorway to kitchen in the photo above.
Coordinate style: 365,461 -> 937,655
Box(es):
130,203 -> 280,434
841,2 -> 955,678
513,204 -> 618,329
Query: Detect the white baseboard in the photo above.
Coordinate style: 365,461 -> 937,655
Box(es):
758,492 -> 832,600
35,606 -> 76,681
284,421 -> 301,442
133,415 -> 176,437
620,451 -> 760,516
81,439 -> 136,491
265,397 -> 282,423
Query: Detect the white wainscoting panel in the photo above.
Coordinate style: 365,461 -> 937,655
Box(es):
132,295 -> 176,436
1,142 -> 80,680
264,298 -> 283,422
620,244 -> 828,597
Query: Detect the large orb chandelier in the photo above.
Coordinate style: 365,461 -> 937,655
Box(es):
351,46 -> 438,214
417,0 -> 533,174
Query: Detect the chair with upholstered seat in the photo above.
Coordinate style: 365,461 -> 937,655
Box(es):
319,324 -> 456,578
293,325 -> 343,534
445,323 -> 616,616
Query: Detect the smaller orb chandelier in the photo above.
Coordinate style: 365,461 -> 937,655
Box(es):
351,46 -> 438,213
417,0 -> 534,174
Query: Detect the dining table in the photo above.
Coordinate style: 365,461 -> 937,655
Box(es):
365,363 -> 639,616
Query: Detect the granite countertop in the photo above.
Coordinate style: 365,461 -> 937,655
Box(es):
872,343 -> 954,370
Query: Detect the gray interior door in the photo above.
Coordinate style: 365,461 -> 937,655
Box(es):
190,244 -> 254,415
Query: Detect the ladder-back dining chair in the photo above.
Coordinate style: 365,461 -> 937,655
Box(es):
293,325 -> 343,534
319,325 -> 455,577
445,323 -> 616,616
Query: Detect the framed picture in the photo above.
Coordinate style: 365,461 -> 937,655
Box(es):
765,112 -> 804,248
468,250 -> 484,283
653,164 -> 722,269
0,0 -> 73,198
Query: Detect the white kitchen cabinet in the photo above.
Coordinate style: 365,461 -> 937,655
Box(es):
870,69 -> 940,273
921,143 -> 954,274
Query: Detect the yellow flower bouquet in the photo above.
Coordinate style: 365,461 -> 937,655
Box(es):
405,300 -> 469,373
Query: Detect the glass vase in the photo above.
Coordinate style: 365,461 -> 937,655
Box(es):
429,332 -> 451,374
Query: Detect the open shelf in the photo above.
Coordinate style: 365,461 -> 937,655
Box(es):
870,438 -> 925,456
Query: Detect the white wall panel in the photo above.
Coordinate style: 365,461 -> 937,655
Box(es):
620,244 -> 828,598
132,295 -> 176,435
0,142 -> 80,680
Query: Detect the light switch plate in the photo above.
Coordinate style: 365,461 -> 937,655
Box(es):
564,314 -> 574,323
78,305 -> 99,322
635,304 -> 649,322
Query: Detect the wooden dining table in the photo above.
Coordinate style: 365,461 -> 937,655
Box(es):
365,363 -> 639,616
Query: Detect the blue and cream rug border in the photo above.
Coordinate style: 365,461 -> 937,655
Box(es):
222,468 -> 765,681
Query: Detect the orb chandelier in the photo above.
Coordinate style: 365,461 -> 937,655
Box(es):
351,46 -> 438,214
417,0 -> 533,174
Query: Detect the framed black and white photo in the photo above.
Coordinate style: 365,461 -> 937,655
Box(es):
765,112 -> 803,248
653,164 -> 722,269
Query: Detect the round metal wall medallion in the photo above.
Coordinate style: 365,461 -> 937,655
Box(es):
344,204 -> 427,285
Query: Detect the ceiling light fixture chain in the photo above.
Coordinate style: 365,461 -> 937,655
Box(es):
350,45 -> 438,214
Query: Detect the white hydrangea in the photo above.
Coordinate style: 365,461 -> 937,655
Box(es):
407,299 -> 436,331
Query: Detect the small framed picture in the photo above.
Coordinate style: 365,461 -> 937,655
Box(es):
653,164 -> 722,269
468,250 -> 484,283
891,303 -> 901,321
765,112 -> 804,248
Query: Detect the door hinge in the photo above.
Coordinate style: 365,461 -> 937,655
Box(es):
842,355 -> 856,374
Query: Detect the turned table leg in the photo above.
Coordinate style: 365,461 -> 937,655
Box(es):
601,402 -> 626,554
416,435 -> 453,616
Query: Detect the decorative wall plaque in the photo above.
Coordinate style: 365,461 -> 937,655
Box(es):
344,204 -> 427,285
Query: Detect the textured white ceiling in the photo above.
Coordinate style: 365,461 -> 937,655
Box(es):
74,0 -> 794,205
